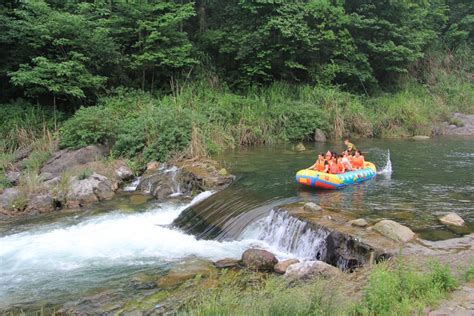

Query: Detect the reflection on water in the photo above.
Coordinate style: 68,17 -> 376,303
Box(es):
176,137 -> 473,240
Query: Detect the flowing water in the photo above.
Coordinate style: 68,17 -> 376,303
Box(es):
0,137 -> 473,310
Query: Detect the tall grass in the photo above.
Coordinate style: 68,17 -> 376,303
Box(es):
0,100 -> 63,152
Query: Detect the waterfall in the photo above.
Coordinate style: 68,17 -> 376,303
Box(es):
377,149 -> 392,176
164,166 -> 183,197
241,210 -> 329,261
123,177 -> 141,192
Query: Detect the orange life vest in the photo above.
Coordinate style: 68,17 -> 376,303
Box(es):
352,156 -> 365,169
315,159 -> 325,172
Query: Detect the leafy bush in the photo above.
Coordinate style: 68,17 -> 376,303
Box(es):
77,169 -> 93,180
59,106 -> 118,149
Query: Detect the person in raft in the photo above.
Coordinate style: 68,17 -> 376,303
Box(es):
344,138 -> 357,153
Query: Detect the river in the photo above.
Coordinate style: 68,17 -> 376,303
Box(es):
0,137 -> 473,311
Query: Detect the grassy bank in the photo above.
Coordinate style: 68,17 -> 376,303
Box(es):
0,52 -> 472,170
181,260 -> 461,316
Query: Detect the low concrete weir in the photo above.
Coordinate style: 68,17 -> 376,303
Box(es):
267,204 -> 401,270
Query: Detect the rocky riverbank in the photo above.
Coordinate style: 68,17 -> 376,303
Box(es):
0,145 -> 234,220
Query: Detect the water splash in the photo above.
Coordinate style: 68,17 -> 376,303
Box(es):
377,149 -> 392,176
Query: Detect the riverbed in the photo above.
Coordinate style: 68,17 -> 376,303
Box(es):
0,137 -> 473,311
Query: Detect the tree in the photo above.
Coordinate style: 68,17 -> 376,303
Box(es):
9,53 -> 106,120
131,1 -> 197,91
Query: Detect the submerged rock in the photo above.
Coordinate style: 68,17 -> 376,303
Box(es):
66,172 -> 116,208
274,259 -> 300,274
349,218 -> 368,227
284,261 -> 341,280
439,213 -> 465,227
413,135 -> 430,140
241,249 -> 278,272
373,220 -> 415,243
294,143 -> 306,152
304,202 -> 322,212
157,260 -> 216,288
214,258 -> 240,269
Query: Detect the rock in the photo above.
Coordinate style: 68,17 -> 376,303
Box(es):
13,145 -> 34,162
0,187 -> 20,211
214,258 -> 240,269
241,249 -> 278,271
413,135 -> 430,140
217,168 -> 229,176
314,129 -> 327,143
114,162 -> 133,181
146,161 -> 160,172
25,193 -> 55,214
40,145 -> 107,180
349,218 -> 368,227
130,273 -> 157,290
294,143 -> 306,152
178,160 -> 234,193
284,261 -> 341,280
373,220 -> 415,243
66,172 -> 115,208
157,260 -> 216,288
274,259 -> 300,274
304,202 -> 322,212
5,171 -> 20,185
439,213 -> 465,227
137,169 -> 176,199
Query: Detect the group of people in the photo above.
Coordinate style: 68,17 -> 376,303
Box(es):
308,139 -> 365,174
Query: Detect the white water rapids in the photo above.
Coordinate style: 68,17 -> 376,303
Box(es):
0,191 -> 326,308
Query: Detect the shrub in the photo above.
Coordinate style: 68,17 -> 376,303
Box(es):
465,263 -> 474,281
59,106 -> 118,149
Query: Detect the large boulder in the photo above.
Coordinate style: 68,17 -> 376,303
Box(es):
274,259 -> 300,274
284,261 -> 341,280
25,193 -> 54,214
178,160 -> 234,193
373,220 -> 415,243
314,129 -> 327,143
40,145 -> 107,180
113,160 -> 134,181
241,249 -> 278,271
439,213 -> 465,227
66,172 -> 115,208
137,166 -> 178,199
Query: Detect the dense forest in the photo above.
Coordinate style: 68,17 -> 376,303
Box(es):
0,0 -> 473,162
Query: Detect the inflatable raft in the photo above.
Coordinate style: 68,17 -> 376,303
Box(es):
296,162 -> 377,189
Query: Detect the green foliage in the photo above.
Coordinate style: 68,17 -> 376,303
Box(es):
0,100 -> 63,151
23,151 -> 51,173
59,106 -> 117,149
465,262 -> 474,281
185,271 -> 344,315
77,169 -> 92,180
355,261 -> 457,315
